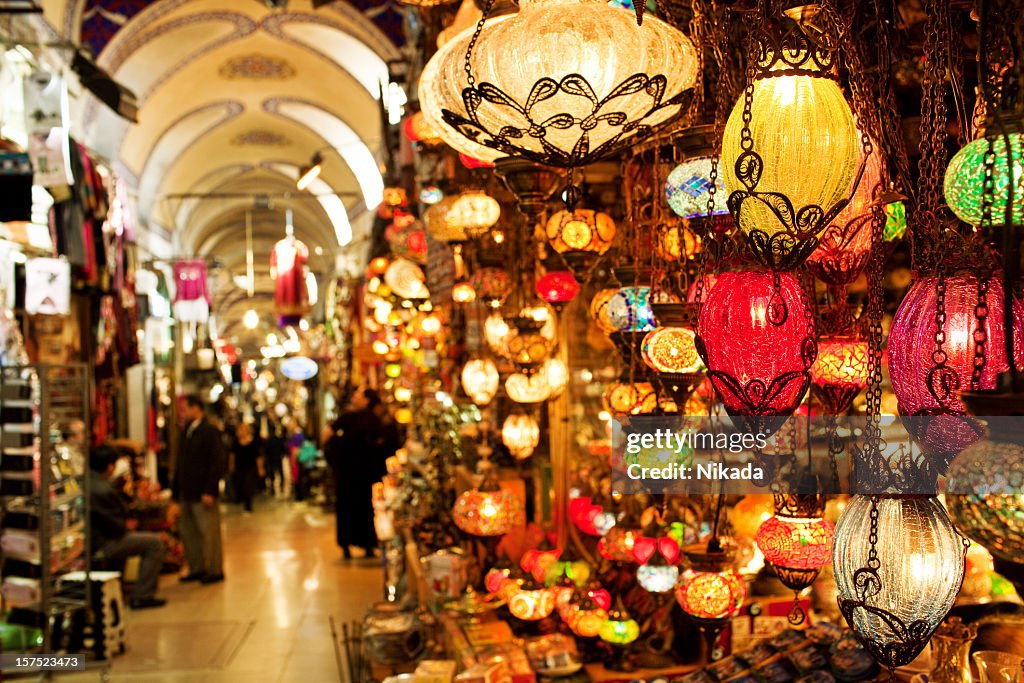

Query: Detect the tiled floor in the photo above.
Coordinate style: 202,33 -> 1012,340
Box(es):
55,499 -> 382,682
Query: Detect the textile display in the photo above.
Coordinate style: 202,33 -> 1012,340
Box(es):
24,257 -> 71,315
171,259 -> 211,323
22,70 -> 73,188
270,236 -> 310,317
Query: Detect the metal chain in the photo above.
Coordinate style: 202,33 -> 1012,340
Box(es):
867,495 -> 880,571
462,0 -> 497,88
932,274 -> 949,370
970,276 -> 990,390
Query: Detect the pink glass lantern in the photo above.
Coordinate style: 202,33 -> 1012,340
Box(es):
569,496 -> 603,536
536,271 -> 580,307
887,276 -> 1024,469
696,270 -> 815,422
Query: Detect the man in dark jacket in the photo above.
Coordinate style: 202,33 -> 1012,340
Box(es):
89,446 -> 166,609
174,394 -> 227,584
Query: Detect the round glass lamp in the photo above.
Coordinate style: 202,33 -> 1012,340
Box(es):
462,358 -> 500,405
447,190 -> 501,239
642,326 -> 702,375
473,269 -> 511,307
453,481 -> 525,537
607,286 -> 657,332
944,132 -> 1024,226
665,156 -> 730,219
505,372 -> 552,404
590,288 -> 620,334
810,337 -> 870,414
536,271 -> 580,307
676,543 -> 746,623
502,412 -> 540,460
546,209 -> 616,254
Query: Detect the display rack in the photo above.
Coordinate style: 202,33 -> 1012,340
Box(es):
0,364 -> 90,654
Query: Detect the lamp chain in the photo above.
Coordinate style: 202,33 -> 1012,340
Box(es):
970,276 -> 990,391
462,0 -> 497,89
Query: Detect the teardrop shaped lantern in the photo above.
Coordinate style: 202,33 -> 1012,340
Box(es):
810,337 -> 869,414
833,496 -> 966,670
696,270 -> 815,421
721,24 -> 859,270
462,358 -> 500,405
944,132 -> 1024,226
502,411 -> 541,460
887,276 -> 1024,471
419,0 -> 699,166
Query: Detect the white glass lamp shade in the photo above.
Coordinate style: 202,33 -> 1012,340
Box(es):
505,372 -> 552,404
833,496 -> 966,669
418,0 -> 699,166
384,259 -> 430,300
502,412 -> 541,460
721,57 -> 859,240
462,358 -> 500,405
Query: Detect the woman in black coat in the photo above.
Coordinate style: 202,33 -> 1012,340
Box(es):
324,388 -> 400,558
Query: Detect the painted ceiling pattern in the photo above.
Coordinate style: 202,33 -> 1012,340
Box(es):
230,129 -> 293,146
219,54 -> 297,80
79,0 -> 407,56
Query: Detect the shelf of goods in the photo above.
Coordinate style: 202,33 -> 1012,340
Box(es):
0,365 -> 90,654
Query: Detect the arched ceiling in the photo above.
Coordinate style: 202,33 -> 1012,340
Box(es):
40,0 -> 405,343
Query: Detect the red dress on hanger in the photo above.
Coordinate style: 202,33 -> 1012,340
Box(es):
270,236 -> 309,317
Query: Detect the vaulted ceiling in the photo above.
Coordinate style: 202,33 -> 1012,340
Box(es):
38,0 -> 404,351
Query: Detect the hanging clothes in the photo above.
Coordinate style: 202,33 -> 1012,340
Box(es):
24,257 -> 71,315
270,237 -> 309,317
172,259 -> 211,323
0,148 -> 33,222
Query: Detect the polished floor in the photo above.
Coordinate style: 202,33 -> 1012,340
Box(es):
57,499 -> 381,683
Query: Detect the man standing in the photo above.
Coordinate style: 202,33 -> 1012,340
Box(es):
89,446 -> 167,609
175,394 -> 226,584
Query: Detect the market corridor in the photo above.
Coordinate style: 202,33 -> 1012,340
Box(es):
60,501 -> 379,683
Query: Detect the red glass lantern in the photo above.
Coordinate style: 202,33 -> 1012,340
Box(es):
598,525 -> 643,563
459,152 -> 494,169
755,493 -> 834,624
696,270 -> 815,422
403,111 -> 442,145
676,542 -> 746,625
485,566 -> 512,594
804,146 -> 882,286
888,275 -> 1024,468
520,546 -> 562,582
452,477 -> 525,537
385,214 -> 428,264
811,337 -> 869,413
569,496 -> 603,536
536,271 -> 580,307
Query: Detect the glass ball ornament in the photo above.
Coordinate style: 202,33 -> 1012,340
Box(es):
756,508 -> 835,580
833,496 -> 966,669
607,286 -> 657,332
696,270 -> 814,419
567,605 -> 609,638
944,132 -> 1024,226
462,358 -> 500,405
536,271 -> 580,306
418,0 -> 699,165
546,209 -> 616,254
665,155 -> 729,220
887,276 -> 1024,467
590,288 -> 620,334
447,190 -> 501,238
419,185 -> 444,205
721,49 -> 859,254
502,412 -> 541,460
945,438 -> 1024,563
642,326 -> 702,375
452,486 -> 525,536
505,372 -> 553,404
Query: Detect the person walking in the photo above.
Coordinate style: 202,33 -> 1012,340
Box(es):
230,421 -> 264,513
324,388 -> 400,559
89,445 -> 167,609
175,394 -> 227,584
264,415 -> 287,498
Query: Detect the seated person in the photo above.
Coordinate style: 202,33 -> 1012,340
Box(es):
89,445 -> 167,609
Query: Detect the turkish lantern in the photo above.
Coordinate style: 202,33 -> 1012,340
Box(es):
505,372 -> 552,404
665,156 -> 730,221
403,111 -> 442,145
642,327 -> 702,375
536,271 -> 580,308
944,132 -> 1024,226
472,268 -> 511,308
755,493 -> 834,625
507,584 -> 556,621
590,288 -> 619,334
887,276 -> 1024,470
462,358 -> 500,405
721,36 -> 859,270
833,496 -> 966,670
598,599 -> 640,645
676,542 -> 746,625
502,412 -> 540,460
810,337 -> 870,414
569,496 -> 604,536
447,190 -> 501,239
546,209 -> 616,264
696,270 -> 814,422
607,286 -> 657,332
452,476 -> 525,537
805,145 -> 882,286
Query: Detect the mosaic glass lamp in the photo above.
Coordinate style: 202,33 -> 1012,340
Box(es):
665,156 -> 730,219
642,326 -> 702,375
507,584 -> 556,621
944,132 -> 1024,226
598,599 -> 641,645
505,372 -> 552,404
536,271 -> 581,308
676,542 -> 746,623
590,288 -> 620,334
607,286 -> 657,332
546,209 -> 616,255
418,0 -> 699,166
833,496 -> 967,670
452,470 -> 525,537
810,337 -> 870,414
472,269 -> 511,308
447,190 -> 502,239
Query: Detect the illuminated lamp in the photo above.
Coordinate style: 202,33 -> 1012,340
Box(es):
485,566 -> 512,594
544,558 -> 591,594
599,599 -> 640,645
569,496 -> 604,536
602,381 -> 658,416
546,209 -> 616,278
805,144 -> 882,286
636,560 -> 679,594
833,496 -> 967,670
452,472 -> 525,537
642,326 -> 702,375
417,0 -> 698,166
536,271 -> 580,309
485,314 -> 514,357
887,276 -> 1024,472
461,358 -> 500,405
720,32 -> 859,270
419,186 -> 444,205
505,321 -> 555,375
633,523 -> 682,593
452,281 -> 477,304
459,152 -> 494,170
520,546 -> 562,583
502,411 -> 540,460
420,314 -> 442,335
676,541 -> 746,624
384,259 -> 429,300
507,583 -> 556,621
384,363 -> 402,379
543,358 -> 569,397
379,187 -> 409,218
598,525 -> 643,563
386,216 -> 428,264
731,495 -> 774,539
810,336 -> 870,414
755,493 -> 834,624
447,190 -> 501,239
566,592 -> 609,638
665,155 -> 730,221
471,268 -> 511,308
403,111 -> 442,146
424,197 -> 466,243
884,201 -> 907,241
505,372 -> 552,404
655,221 -> 702,262
944,131 -> 1024,226
590,288 -> 620,334
607,286 -> 657,332
369,256 -> 390,276
394,408 -> 413,424
696,270 -> 814,428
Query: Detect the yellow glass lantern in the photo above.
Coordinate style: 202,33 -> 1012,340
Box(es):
507,585 -> 556,621
655,221 -> 702,261
502,412 -> 540,460
603,381 -> 659,416
590,288 -> 619,335
599,599 -> 641,645
424,197 -> 466,243
452,281 -> 477,304
543,358 -> 569,397
546,209 -> 616,254
446,191 -> 501,239
721,39 -> 859,267
568,605 -> 609,638
641,327 -> 702,374
462,358 -> 500,405
452,476 -> 525,537
676,542 -> 746,625
505,372 -> 552,404
485,314 -> 514,357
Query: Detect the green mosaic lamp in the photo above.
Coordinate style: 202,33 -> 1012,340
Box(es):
944,132 -> 1024,226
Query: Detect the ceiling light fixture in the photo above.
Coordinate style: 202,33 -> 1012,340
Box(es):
296,152 -> 324,191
